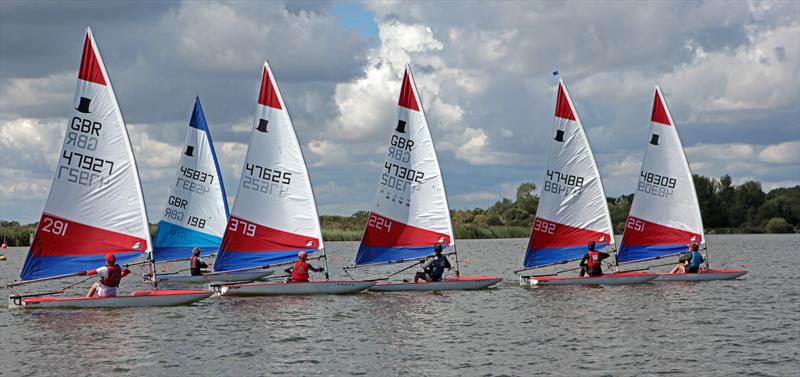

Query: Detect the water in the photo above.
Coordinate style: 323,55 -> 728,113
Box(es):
0,234 -> 798,376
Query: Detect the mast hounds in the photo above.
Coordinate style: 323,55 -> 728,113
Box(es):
345,65 -> 502,292
7,27 -> 211,308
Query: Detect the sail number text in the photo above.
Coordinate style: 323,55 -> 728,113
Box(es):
242,162 -> 291,197
637,170 -> 675,198
41,216 -> 69,236
367,214 -> 393,233
543,170 -> 583,196
163,195 -> 208,229
626,217 -> 645,232
532,218 -> 556,235
228,218 -> 256,237
57,150 -> 114,187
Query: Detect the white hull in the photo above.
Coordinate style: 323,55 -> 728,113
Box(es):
654,269 -> 748,282
521,272 -> 658,286
370,276 -> 502,292
9,290 -> 212,309
217,280 -> 376,296
153,270 -> 273,284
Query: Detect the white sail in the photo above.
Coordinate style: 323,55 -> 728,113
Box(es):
20,27 -> 150,280
152,96 -> 229,261
355,65 -> 454,266
523,78 -> 614,268
214,61 -> 322,271
617,86 -> 704,263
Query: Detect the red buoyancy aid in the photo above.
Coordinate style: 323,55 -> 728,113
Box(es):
101,264 -> 122,287
586,251 -> 602,269
292,260 -> 310,282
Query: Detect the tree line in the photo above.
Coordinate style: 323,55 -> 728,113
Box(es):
1,174 -> 797,247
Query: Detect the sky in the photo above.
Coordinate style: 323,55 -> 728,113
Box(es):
1,0 -> 798,224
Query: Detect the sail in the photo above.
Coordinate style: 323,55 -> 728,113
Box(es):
152,97 -> 229,262
20,27 -> 151,280
617,86 -> 704,263
355,66 -> 454,266
213,61 -> 322,271
522,78 -> 614,268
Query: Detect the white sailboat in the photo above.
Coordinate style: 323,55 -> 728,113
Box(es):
149,97 -> 271,284
616,86 -> 747,281
7,27 -> 211,308
213,61 -> 375,296
518,78 -> 657,286
346,65 -> 502,292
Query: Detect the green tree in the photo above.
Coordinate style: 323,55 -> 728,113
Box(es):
765,217 -> 794,233
515,182 -> 538,214
729,181 -> 766,228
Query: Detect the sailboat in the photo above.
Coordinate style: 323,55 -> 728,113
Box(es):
345,66 -> 502,292
213,62 -> 375,296
517,78 -> 657,286
148,97 -> 271,283
7,27 -> 211,308
616,86 -> 747,281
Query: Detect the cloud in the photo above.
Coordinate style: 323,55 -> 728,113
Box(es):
452,191 -> 498,202
759,141 -> 800,164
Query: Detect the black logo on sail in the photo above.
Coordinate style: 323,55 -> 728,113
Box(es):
256,119 -> 269,133
554,129 -> 565,142
395,120 -> 407,133
184,145 -> 195,157
75,97 -> 92,114
650,134 -> 660,146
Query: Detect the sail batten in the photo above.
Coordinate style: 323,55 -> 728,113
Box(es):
20,27 -> 151,280
151,97 -> 228,262
355,66 -> 454,266
523,78 -> 614,268
617,86 -> 704,263
213,62 -> 322,272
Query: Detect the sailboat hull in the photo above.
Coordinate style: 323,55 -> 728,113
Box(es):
369,276 -> 502,292
9,290 -> 212,309
216,280 -> 376,296
152,270 -> 273,284
654,269 -> 748,281
522,272 -> 658,286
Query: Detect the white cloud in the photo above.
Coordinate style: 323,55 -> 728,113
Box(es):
452,191 -> 497,202
759,140 -> 800,164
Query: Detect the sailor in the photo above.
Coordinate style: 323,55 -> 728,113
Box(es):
414,244 -> 452,283
189,247 -> 209,276
79,253 -> 132,297
284,251 -> 324,283
578,241 -> 610,277
670,243 -> 704,274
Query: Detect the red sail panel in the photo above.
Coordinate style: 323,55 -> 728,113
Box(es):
78,34 -> 106,85
30,213 -> 147,257
361,212 -> 450,247
221,216 -> 319,252
258,67 -> 282,109
398,69 -> 420,111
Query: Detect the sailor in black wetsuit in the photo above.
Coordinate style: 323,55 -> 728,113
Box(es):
578,241 -> 610,277
414,244 -> 451,283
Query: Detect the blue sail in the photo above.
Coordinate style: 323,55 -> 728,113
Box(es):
152,97 -> 229,262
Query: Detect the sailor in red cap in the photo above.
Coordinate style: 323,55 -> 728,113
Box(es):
79,253 -> 132,297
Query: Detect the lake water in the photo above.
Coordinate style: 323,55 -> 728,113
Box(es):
0,234 -> 798,376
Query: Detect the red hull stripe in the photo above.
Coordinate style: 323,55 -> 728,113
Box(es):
528,218 -> 611,249
78,34 -> 106,85
620,216 -> 700,246
221,216 -> 319,252
651,90 -> 671,125
31,213 -> 147,257
361,212 -> 450,247
258,67 -> 282,109
554,82 -> 576,121
398,70 -> 420,111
